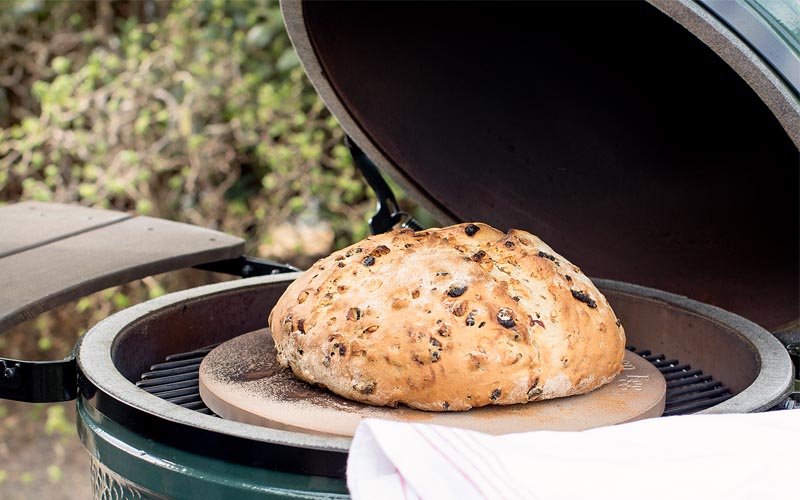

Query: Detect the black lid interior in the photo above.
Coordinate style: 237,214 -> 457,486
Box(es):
301,1 -> 799,331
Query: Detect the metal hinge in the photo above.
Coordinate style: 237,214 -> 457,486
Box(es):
345,136 -> 424,235
0,355 -> 77,402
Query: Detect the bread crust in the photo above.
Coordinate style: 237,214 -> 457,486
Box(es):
268,223 -> 625,411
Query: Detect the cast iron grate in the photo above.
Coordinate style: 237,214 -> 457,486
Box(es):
624,345 -> 733,416
135,343 -> 734,417
135,344 -> 219,415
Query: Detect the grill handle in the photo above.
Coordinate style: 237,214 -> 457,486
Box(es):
0,353 -> 77,402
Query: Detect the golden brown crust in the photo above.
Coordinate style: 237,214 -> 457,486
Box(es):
268,223 -> 625,411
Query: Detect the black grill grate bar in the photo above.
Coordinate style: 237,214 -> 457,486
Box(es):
136,372 -> 198,387
635,349 -> 652,356
652,359 -> 679,368
644,353 -> 665,362
140,363 -> 201,380
149,358 -> 206,371
667,381 -> 722,398
149,386 -> 200,399
664,369 -> 703,381
662,393 -> 734,416
667,375 -> 713,389
165,393 -> 202,405
659,363 -> 692,374
179,401 -> 208,411
137,379 -> 199,394
665,387 -> 731,407
165,345 -> 218,362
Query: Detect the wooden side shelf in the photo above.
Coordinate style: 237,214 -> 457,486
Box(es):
0,202 -> 244,332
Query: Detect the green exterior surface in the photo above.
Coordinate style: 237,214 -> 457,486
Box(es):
77,397 -> 350,500
746,0 -> 800,55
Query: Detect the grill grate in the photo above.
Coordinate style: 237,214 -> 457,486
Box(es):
135,344 -> 219,415
136,343 -> 734,418
625,346 -> 733,416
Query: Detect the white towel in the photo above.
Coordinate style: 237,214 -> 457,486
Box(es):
347,410 -> 798,500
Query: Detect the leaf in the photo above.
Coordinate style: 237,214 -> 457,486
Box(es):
136,199 -> 153,215
37,336 -> 53,352
47,465 -> 63,483
276,50 -> 300,72
245,23 -> 273,50
10,0 -> 43,17
51,56 -> 71,75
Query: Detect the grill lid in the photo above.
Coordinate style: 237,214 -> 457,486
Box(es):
282,0 -> 799,332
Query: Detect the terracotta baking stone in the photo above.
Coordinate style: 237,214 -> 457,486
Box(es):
199,330 -> 665,436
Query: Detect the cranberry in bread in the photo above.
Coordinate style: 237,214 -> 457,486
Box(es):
268,223 -> 625,411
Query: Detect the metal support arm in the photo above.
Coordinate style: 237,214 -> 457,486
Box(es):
345,136 -> 424,234
194,255 -> 301,276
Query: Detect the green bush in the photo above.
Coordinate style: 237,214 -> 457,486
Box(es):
1,0 -> 396,365
0,0 -> 375,260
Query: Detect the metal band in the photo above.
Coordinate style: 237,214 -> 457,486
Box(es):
0,355 -> 77,402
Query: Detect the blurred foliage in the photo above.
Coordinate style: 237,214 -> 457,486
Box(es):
0,0 -> 400,363
0,0 -> 375,253
0,400 -> 84,495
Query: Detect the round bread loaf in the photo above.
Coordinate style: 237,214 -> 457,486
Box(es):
268,223 -> 625,411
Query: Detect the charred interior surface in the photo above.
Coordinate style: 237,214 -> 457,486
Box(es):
111,281 -> 292,383
303,1 -> 799,331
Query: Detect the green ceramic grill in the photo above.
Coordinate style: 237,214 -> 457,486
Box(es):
2,1 -> 798,498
